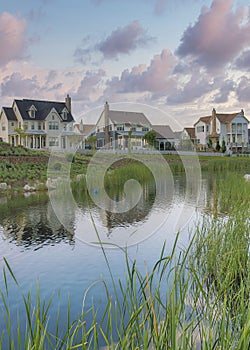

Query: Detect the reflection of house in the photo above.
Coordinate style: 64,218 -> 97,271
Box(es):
86,102 -> 175,150
194,109 -> 249,151
0,95 -> 79,150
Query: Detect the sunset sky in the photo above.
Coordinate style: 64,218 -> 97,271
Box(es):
0,0 -> 250,126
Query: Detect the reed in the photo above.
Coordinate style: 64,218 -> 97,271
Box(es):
0,172 -> 249,349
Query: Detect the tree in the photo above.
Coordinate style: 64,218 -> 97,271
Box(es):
144,130 -> 157,148
215,140 -> 221,152
86,135 -> 97,150
207,138 -> 212,149
221,139 -> 226,153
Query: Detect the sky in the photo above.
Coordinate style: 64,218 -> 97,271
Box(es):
0,0 -> 250,127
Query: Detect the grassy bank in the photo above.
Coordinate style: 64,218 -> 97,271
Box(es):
0,141 -> 250,192
0,173 -> 249,349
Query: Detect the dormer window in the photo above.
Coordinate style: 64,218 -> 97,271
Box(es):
62,109 -> 68,120
28,105 -> 36,118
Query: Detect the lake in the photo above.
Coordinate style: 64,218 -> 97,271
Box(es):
0,172 -> 215,345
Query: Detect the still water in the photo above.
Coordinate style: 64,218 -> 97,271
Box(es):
0,173 -> 214,342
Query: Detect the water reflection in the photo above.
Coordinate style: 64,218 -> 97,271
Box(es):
0,194 -> 74,250
0,173 -> 212,250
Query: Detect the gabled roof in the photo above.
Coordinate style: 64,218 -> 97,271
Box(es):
184,127 -> 196,139
108,110 -> 151,126
14,98 -> 74,122
216,113 -> 240,123
152,125 -> 175,139
2,107 -> 17,121
75,123 -> 95,135
194,116 -> 211,126
194,111 -> 249,126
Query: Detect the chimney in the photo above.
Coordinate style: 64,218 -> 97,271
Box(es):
241,109 -> 244,115
212,108 -> 216,136
65,94 -> 71,113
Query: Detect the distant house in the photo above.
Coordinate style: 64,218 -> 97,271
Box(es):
0,95 -> 79,150
194,109 -> 249,152
87,102 -> 175,150
74,120 -> 95,149
152,125 -> 176,150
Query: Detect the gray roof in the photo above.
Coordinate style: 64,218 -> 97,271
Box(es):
75,123 -> 95,135
14,98 -> 74,122
2,107 -> 17,121
152,125 -> 175,139
108,110 -> 151,126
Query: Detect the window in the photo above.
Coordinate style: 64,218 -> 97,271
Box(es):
43,122 -> 45,130
38,122 -> 42,130
116,124 -> 124,131
197,126 -> 204,132
142,127 -> 149,132
48,121 -> 59,130
206,125 -> 209,132
49,137 -> 59,146
131,127 -> 136,131
31,123 -> 35,130
30,109 -> 35,118
2,125 -> 6,131
52,115 -> 55,120
62,111 -> 67,120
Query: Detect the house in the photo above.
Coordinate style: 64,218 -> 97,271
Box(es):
0,95 -> 79,150
194,109 -> 249,152
74,120 -> 95,149
88,102 -> 175,151
152,125 -> 176,150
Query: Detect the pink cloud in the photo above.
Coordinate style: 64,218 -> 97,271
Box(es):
176,0 -> 250,71
0,12 -> 27,66
105,49 -> 176,99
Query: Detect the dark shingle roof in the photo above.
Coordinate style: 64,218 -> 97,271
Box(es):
14,99 -> 74,122
2,107 -> 17,121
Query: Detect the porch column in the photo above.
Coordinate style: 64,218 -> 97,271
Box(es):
39,135 -> 41,149
32,135 -> 35,149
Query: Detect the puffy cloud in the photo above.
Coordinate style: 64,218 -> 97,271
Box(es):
213,79 -> 235,103
234,50 -> 250,71
236,76 -> 250,102
73,69 -> 106,101
97,20 -> 154,59
176,0 -> 250,71
105,49 -> 176,98
75,21 -> 154,63
0,12 -> 27,66
1,72 -> 41,97
167,71 -> 216,104
45,70 -> 57,84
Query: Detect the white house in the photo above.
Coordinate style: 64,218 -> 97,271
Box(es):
194,109 -> 249,152
0,95 -> 80,150
87,102 -> 175,151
